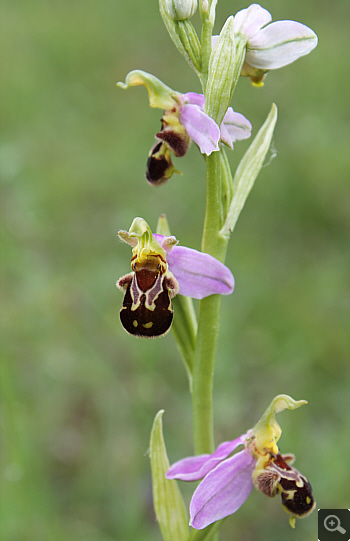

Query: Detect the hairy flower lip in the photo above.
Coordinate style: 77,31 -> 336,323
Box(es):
117,223 -> 235,338
146,140 -> 177,185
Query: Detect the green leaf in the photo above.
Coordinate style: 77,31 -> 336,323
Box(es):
150,411 -> 190,541
220,103 -> 278,239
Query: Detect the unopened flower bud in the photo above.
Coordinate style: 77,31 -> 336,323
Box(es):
164,0 -> 197,21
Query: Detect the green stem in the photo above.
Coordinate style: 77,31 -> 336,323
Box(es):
191,0 -> 243,484
220,147 -> 233,218
192,294 -> 222,454
201,151 -> 226,255
192,150 -> 229,454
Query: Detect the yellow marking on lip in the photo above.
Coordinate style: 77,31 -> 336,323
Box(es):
284,490 -> 296,500
133,253 -> 166,273
142,322 -> 153,329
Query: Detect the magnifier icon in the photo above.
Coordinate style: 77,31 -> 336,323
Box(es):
324,515 -> 346,534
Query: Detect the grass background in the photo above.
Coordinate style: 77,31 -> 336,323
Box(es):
1,1 -> 349,540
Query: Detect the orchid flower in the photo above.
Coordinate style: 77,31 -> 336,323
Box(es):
213,4 -> 318,86
117,71 -> 251,183
166,395 -> 315,529
117,217 -> 234,337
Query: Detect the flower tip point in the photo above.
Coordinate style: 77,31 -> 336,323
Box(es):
272,394 -> 308,414
118,230 -> 138,247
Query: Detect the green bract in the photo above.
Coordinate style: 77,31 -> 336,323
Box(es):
220,103 -> 278,239
150,411 -> 189,541
205,16 -> 236,126
160,0 -> 201,75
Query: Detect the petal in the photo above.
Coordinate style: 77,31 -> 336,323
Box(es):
190,450 -> 256,529
154,233 -> 178,253
166,436 -> 246,481
166,455 -> 212,481
246,21 -> 318,69
233,4 -> 272,39
220,122 -> 233,150
166,245 -> 234,299
183,92 -> 206,108
117,70 -> 177,109
221,108 -> 252,148
179,104 -> 220,155
118,229 -> 138,247
250,394 -> 308,458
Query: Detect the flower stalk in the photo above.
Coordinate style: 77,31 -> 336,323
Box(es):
192,142 -> 226,454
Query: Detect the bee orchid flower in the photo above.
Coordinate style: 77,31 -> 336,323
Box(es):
117,71 -> 251,183
117,218 -> 234,337
166,395 -> 315,529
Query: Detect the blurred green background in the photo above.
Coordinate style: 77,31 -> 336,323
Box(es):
1,1 -> 349,540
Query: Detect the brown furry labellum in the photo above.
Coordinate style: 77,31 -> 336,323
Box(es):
253,453 -> 315,519
146,140 -> 175,186
117,263 -> 179,338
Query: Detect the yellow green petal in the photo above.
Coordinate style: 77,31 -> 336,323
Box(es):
117,70 -> 177,109
250,394 -> 307,461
